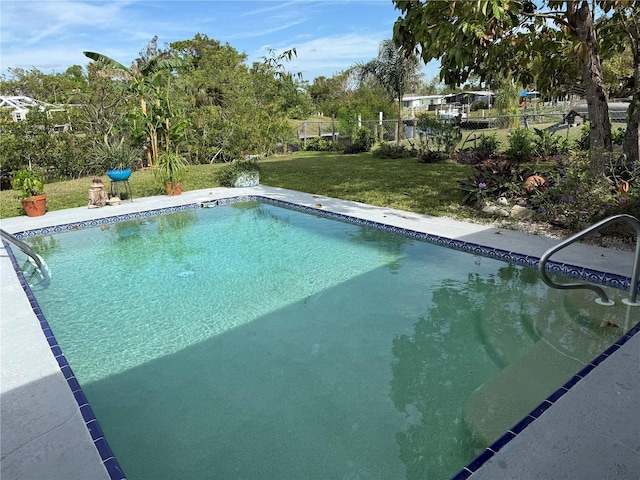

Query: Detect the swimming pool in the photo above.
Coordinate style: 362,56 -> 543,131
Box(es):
10,196 -> 638,479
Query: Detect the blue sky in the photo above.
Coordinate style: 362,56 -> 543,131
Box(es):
0,0 -> 440,83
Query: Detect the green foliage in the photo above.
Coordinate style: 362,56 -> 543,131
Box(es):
416,150 -> 445,164
93,136 -> 139,171
357,39 -> 422,145
574,122 -> 591,151
457,133 -> 500,164
11,168 -> 45,198
303,137 -> 342,152
470,100 -> 488,111
336,107 -> 358,139
343,127 -> 374,154
372,143 -> 413,159
612,127 -> 626,146
527,156 -> 637,230
532,128 -> 570,157
507,128 -> 535,163
154,151 -> 189,186
575,123 -> 626,151
84,49 -> 190,166
459,160 -> 530,206
413,114 -> 461,156
0,107 -> 92,179
217,158 -> 261,187
392,0 -> 632,172
494,78 -> 520,128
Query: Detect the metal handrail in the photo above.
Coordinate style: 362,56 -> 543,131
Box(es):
539,214 -> 640,306
0,228 -> 51,285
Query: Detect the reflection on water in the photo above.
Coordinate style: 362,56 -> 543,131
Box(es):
390,264 -> 626,479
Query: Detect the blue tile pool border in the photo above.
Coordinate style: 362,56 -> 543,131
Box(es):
6,195 -> 640,480
3,239 -> 127,480
11,195 -> 638,293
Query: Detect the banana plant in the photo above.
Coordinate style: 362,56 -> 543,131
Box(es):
83,51 -> 188,165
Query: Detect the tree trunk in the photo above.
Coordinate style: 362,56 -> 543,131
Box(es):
571,1 -> 612,174
396,98 -> 402,146
623,19 -> 640,165
624,82 -> 640,166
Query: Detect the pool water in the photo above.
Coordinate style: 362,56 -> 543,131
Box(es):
24,201 -> 631,479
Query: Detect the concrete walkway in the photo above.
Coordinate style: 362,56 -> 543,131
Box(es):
1,186 -> 638,479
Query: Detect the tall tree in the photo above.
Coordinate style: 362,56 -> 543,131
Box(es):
600,2 -> 640,164
357,39 -> 422,145
83,50 -> 187,165
170,34 -> 258,162
392,0 -> 625,173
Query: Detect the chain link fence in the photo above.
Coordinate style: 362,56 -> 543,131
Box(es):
291,112 -> 627,154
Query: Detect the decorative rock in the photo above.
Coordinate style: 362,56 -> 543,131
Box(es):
510,205 -> 535,220
233,172 -> 260,187
482,203 -> 535,219
482,204 -> 511,217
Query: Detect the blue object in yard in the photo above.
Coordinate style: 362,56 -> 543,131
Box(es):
107,169 -> 132,181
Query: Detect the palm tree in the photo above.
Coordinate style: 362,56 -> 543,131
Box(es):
357,39 -> 422,145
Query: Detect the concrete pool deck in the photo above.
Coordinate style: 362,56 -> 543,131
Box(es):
1,185 -> 638,479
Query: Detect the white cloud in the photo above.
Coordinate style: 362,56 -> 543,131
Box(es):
0,0 -> 438,80
251,32 -> 384,80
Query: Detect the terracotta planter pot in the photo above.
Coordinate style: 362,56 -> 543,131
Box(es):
21,194 -> 47,217
523,175 -> 547,193
166,181 -> 182,196
617,180 -> 630,194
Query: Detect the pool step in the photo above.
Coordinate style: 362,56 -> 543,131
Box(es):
465,288 -> 628,447
463,338 -> 585,447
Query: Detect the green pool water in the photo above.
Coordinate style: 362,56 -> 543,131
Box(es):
24,201 -> 631,479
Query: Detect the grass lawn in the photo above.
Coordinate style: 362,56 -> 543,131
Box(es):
0,151 -> 476,220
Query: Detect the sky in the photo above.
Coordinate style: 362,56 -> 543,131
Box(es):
0,0 -> 440,83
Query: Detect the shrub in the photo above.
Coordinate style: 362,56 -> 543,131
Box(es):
372,143 -> 413,159
417,150 -> 445,164
415,114 -> 461,155
527,155 -> 638,230
303,137 -> 342,152
343,127 -> 374,154
456,133 -> 500,164
532,128 -> 570,157
459,160 -> 531,206
506,128 -> 535,163
574,122 -> 590,151
470,100 -> 488,111
217,158 -> 261,187
612,127 -> 626,146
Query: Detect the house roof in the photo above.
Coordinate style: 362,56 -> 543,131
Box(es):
0,95 -> 63,112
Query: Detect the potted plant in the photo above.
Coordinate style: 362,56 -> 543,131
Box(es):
154,151 -> 188,195
12,168 -> 47,216
217,157 -> 261,187
94,136 -> 137,181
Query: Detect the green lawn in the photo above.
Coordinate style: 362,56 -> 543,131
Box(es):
0,151 -> 476,220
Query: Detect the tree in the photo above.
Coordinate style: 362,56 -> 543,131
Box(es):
420,75 -> 447,95
1,66 -> 87,104
249,48 -> 304,154
83,50 -> 188,165
170,34 -> 258,162
599,2 -> 640,164
392,0 -> 627,173
357,39 -> 422,145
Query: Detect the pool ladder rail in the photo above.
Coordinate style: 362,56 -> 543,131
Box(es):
0,228 -> 51,288
539,214 -> 640,307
